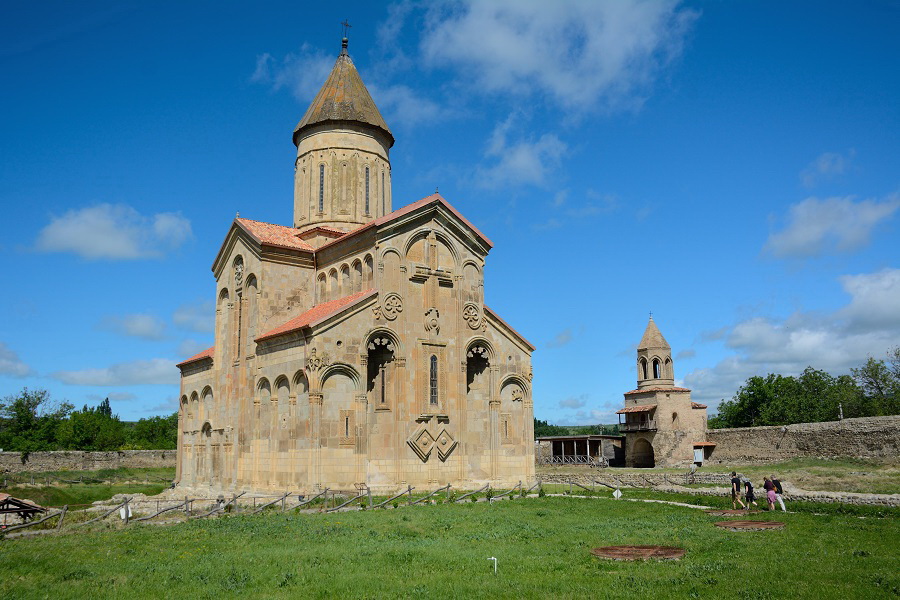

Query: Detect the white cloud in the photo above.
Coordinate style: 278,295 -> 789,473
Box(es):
684,268 -> 900,408
559,394 -> 588,409
421,0 -> 696,114
0,342 -> 32,377
98,314 -> 166,340
837,268 -> 900,332
173,300 -> 215,333
251,46 -> 333,102
34,204 -> 192,260
675,349 -> 696,360
177,339 -> 211,358
764,194 -> 900,258
801,150 -> 854,188
547,328 -> 573,349
476,115 -> 567,188
147,396 -> 180,414
52,358 -> 178,386
368,83 -> 457,128
87,392 -> 137,403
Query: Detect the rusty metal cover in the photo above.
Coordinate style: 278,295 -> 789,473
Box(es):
591,546 -> 686,561
714,521 -> 785,531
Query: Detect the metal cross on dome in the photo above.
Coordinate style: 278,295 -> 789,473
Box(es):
341,19 -> 352,38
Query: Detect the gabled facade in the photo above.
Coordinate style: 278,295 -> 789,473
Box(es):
175,38 -> 535,494
617,317 -> 709,467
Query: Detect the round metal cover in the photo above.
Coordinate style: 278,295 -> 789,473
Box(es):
704,509 -> 762,516
714,520 -> 785,531
591,545 -> 686,561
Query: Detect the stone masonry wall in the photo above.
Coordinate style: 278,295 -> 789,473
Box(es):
706,415 -> 900,463
0,450 -> 176,474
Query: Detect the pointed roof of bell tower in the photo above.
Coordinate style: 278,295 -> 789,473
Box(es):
292,37 -> 394,148
638,315 -> 670,351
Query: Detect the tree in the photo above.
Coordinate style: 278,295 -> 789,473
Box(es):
851,350 -> 900,416
533,418 -> 568,438
0,388 -> 72,452
125,413 -> 178,449
55,402 -> 126,451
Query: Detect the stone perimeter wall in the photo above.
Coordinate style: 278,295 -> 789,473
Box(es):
0,450 -> 176,474
705,415 -> 900,463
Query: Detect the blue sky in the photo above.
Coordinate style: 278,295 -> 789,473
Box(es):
1,1 -> 898,423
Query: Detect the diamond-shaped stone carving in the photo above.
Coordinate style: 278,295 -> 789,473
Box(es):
407,427 -> 436,462
435,428 -> 458,461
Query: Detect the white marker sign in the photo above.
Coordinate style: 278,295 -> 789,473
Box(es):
613,489 -> 622,499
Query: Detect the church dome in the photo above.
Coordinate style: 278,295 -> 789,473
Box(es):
292,38 -> 394,148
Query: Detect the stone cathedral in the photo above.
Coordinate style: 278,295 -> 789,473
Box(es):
175,38 -> 535,494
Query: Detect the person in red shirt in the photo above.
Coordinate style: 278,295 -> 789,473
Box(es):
763,476 -> 777,511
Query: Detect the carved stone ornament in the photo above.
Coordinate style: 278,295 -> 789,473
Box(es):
435,428 -> 458,461
305,348 -> 330,371
424,307 -> 440,335
382,293 -> 403,321
511,386 -> 524,402
463,303 -> 480,329
407,427 -> 436,462
367,337 -> 395,352
234,261 -> 244,289
467,345 -> 489,359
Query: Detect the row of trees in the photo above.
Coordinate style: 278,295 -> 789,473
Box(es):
709,348 -> 900,428
0,389 -> 177,452
533,419 -> 619,438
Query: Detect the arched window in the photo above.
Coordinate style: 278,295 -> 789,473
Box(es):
665,357 -> 672,378
365,166 -> 370,215
367,336 -> 394,407
340,265 -> 350,296
429,355 -> 438,405
640,358 -> 648,380
352,260 -> 362,293
329,269 -> 338,301
653,358 -> 661,379
318,163 -> 325,213
317,273 -> 326,301
364,255 -> 374,288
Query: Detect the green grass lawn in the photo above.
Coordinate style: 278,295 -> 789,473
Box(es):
1,468 -> 175,510
538,457 -> 900,494
1,495 -> 897,599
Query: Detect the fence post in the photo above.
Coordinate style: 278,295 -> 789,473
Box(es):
185,496 -> 190,517
124,499 -> 130,526
282,492 -> 287,512
407,485 -> 412,505
31,474 -> 35,485
233,494 -> 239,514
56,505 -> 68,531
446,485 -> 451,501
368,487 -> 372,508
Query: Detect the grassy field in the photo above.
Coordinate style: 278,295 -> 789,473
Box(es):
538,457 -> 900,494
1,467 -> 175,510
1,494 -> 898,599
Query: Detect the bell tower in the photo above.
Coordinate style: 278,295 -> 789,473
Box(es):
292,36 -> 394,233
636,315 -> 674,389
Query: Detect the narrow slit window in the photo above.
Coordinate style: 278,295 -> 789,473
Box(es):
380,366 -> 386,403
653,359 -> 661,379
318,164 -> 325,213
345,416 -> 350,438
429,355 -> 438,405
365,167 -> 370,215
381,171 -> 385,214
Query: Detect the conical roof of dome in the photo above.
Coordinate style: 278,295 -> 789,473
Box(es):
638,317 -> 670,350
292,38 -> 394,147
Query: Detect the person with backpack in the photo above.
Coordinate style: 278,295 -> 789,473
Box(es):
771,474 -> 787,512
730,471 -> 745,509
743,477 -> 759,510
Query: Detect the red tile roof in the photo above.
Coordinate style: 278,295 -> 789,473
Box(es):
235,218 -> 315,252
616,404 -> 657,414
693,441 -> 716,447
176,347 -> 214,369
483,305 -> 535,351
691,402 -> 707,409
256,289 -> 376,342
317,193 -> 494,252
297,225 -> 347,239
624,386 -> 692,395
